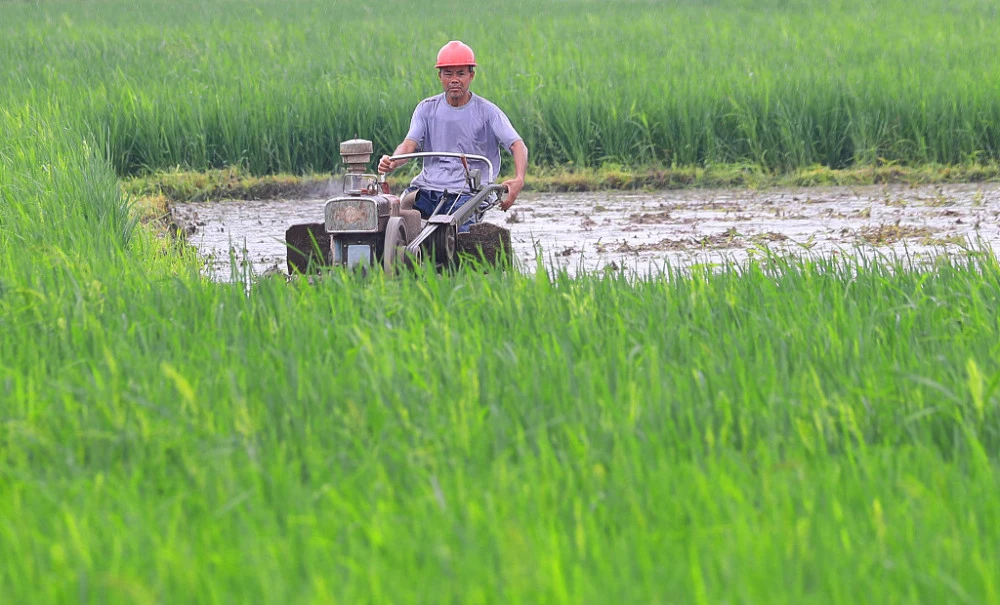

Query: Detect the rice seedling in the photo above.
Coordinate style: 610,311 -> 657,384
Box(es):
3,1 -> 1000,601
2,0 -> 999,175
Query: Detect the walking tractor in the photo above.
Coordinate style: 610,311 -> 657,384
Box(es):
285,139 -> 512,274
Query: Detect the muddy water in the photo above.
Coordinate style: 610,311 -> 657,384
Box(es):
170,182 -> 1000,280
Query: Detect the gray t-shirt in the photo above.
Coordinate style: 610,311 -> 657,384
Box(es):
404,93 -> 522,192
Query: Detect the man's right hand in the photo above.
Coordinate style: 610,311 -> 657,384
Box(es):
380,140 -> 417,173
377,155 -> 395,174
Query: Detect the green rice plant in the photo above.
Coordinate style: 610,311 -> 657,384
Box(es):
3,1 -> 1000,602
3,128 -> 1000,599
4,0 -> 1000,174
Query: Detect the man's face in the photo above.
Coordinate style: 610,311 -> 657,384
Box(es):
439,66 -> 474,105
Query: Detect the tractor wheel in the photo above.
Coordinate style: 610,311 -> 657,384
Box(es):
432,225 -> 457,265
383,217 -> 408,274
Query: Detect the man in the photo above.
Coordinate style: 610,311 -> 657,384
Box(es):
378,40 -> 528,232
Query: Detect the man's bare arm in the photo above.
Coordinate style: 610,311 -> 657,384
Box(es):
378,139 -> 419,173
500,139 -> 528,211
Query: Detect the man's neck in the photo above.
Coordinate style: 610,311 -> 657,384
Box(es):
446,92 -> 472,107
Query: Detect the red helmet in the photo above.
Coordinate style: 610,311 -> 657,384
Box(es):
435,40 -> 477,69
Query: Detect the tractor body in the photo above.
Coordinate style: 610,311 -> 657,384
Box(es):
285,138 -> 512,275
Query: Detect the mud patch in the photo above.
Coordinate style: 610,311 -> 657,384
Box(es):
597,228 -> 789,254
170,182 -> 1000,280
858,224 -> 933,246
456,222 -> 513,267
629,211 -> 674,224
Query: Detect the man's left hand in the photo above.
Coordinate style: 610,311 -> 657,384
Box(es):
500,177 -> 524,211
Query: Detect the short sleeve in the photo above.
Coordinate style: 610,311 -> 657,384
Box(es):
489,106 -> 522,151
404,101 -> 429,149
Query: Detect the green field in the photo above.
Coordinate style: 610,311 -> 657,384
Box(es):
4,0 -> 1000,174
3,0 -> 1000,602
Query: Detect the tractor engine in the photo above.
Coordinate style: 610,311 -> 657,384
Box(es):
322,139 -> 401,269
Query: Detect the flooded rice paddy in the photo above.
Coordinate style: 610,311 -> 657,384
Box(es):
170,182 -> 1000,280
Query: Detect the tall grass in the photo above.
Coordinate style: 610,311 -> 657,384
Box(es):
2,106 -> 1000,598
3,1 -> 1000,601
2,0 -> 1000,175
3,197 -> 1000,600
